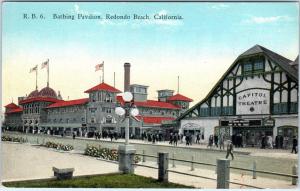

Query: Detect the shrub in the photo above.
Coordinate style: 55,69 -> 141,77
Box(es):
1,135 -> 26,143
44,141 -> 73,151
84,145 -> 141,163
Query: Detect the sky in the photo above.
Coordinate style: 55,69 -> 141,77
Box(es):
2,2 -> 299,111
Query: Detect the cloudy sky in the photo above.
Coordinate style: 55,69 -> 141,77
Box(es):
2,2 -> 299,110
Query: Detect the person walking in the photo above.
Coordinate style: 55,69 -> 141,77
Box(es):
275,135 -> 279,149
261,135 -> 266,149
196,133 -> 200,144
174,133 -> 178,146
185,135 -> 190,146
207,135 -> 213,149
291,136 -> 298,154
219,134 -> 225,150
72,132 -> 76,139
214,134 -> 219,148
279,135 -> 284,149
169,133 -> 173,145
226,140 -> 234,160
189,134 -> 193,145
152,134 -> 156,144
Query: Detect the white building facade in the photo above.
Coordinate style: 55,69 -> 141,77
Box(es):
177,45 -> 298,146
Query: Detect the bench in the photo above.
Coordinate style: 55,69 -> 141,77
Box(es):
52,167 -> 74,180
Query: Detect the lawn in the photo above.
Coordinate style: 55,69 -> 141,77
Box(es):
3,173 -> 193,188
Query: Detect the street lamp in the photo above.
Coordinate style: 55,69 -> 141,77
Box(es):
115,91 -> 139,145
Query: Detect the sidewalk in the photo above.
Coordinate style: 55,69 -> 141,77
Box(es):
1,142 -> 119,182
1,142 -> 297,189
74,136 -> 298,160
134,161 -> 297,189
4,132 -> 297,159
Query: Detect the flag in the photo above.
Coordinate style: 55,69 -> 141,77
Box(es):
95,61 -> 104,72
30,65 -> 38,73
41,59 -> 49,69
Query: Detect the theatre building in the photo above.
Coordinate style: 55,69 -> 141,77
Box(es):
177,45 -> 298,146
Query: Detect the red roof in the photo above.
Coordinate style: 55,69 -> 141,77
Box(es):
116,96 -> 180,110
47,98 -> 89,108
167,93 -> 193,102
136,116 -> 175,124
84,82 -> 121,93
5,107 -> 23,114
4,103 -> 19,109
19,97 -> 60,104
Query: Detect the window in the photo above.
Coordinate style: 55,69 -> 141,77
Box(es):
211,107 -> 221,116
254,60 -> 264,71
89,108 -> 97,113
273,103 -> 288,114
242,58 -> 264,75
222,106 -> 233,115
243,62 -> 252,74
106,108 -> 112,113
290,102 -> 298,113
106,116 -> 112,123
200,108 -> 209,117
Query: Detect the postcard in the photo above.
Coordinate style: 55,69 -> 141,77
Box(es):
1,0 -> 299,189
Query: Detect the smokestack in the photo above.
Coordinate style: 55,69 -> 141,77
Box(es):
124,63 -> 131,92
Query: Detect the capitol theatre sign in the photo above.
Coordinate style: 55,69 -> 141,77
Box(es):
236,89 -> 270,115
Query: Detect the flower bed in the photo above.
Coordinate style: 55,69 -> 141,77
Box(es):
44,141 -> 74,151
84,145 -> 141,163
1,135 -> 26,143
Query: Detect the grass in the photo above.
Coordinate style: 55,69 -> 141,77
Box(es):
3,174 -> 193,188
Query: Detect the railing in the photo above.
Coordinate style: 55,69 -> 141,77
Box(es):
3,132 -> 298,188
133,151 -> 298,189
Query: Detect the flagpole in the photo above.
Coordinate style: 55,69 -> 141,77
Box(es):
47,59 -> 49,87
102,61 -> 104,83
36,66 -> 38,90
177,76 -> 179,93
114,72 -> 115,87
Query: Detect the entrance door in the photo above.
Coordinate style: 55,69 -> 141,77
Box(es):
233,127 -> 273,147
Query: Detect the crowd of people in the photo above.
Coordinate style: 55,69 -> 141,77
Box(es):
5,127 -> 298,154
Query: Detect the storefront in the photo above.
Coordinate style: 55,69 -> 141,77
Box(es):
177,45 -> 298,145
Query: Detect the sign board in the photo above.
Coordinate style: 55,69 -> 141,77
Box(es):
263,118 -> 275,126
236,89 -> 270,115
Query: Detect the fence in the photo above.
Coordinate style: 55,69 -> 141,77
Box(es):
132,150 -> 298,189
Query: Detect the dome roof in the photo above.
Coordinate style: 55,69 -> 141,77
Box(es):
39,87 -> 57,98
28,90 -> 39,98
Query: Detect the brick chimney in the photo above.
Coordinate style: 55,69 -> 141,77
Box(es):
124,63 -> 131,92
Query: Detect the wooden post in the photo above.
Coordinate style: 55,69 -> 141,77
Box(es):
253,161 -> 257,179
217,159 -> 230,189
191,155 -> 195,171
158,152 -> 169,182
142,150 -> 146,162
172,152 -> 176,168
292,164 -> 298,185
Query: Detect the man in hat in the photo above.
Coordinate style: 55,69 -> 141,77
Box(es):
226,140 -> 234,160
